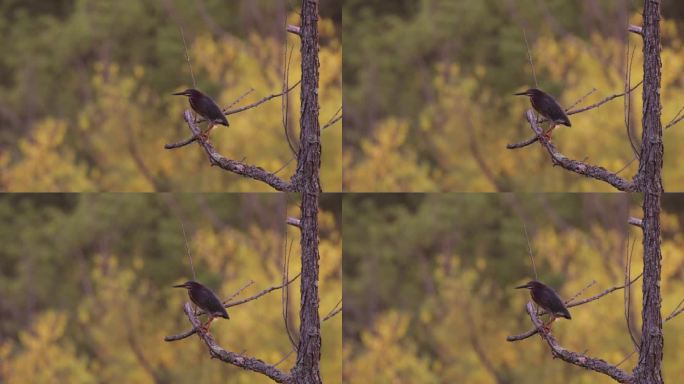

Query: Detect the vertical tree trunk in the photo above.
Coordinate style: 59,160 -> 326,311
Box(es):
635,1 -> 664,383
292,1 -> 322,383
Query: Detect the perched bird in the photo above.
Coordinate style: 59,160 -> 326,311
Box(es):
172,88 -> 229,139
515,280 -> 571,330
173,280 -> 229,332
514,88 -> 571,139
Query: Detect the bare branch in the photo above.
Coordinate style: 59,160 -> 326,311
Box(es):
166,111 -> 295,191
286,217 -> 302,228
283,44 -> 298,156
665,106 -> 684,130
322,112 -> 342,131
322,307 -> 341,322
565,88 -> 597,111
322,298 -> 342,322
628,217 -> 643,228
507,83 -> 642,149
567,81 -> 643,116
508,110 -> 637,191
624,44 -> 640,159
165,82 -> 301,150
224,273 -> 301,309
507,274 -> 642,342
223,81 -> 301,117
165,274 -> 301,342
625,236 -> 640,351
287,24 -> 301,36
522,302 -> 634,383
171,303 -> 293,383
628,25 -> 643,35
665,298 -> 684,322
565,280 -> 596,304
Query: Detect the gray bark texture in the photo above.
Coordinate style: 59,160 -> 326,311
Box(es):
634,0 -> 664,383
291,1 -> 323,383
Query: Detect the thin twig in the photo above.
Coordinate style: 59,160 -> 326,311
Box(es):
282,44 -> 298,155
520,302 -> 633,383
507,83 -> 642,149
507,274 -> 642,342
665,298 -> 684,322
508,110 -> 638,191
566,81 -> 643,116
322,298 -> 342,322
165,274 -> 301,342
625,44 -> 640,158
223,81 -> 301,117
166,111 -> 295,191
665,106 -> 684,130
625,236 -> 640,350
169,303 -> 293,383
565,280 -> 597,304
565,88 -> 597,111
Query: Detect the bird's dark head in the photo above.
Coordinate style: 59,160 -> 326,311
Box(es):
172,280 -> 201,290
172,88 -> 202,98
515,280 -> 544,290
513,88 -> 543,98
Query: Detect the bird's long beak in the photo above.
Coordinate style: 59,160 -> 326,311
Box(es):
172,284 -> 186,288
514,284 -> 529,289
513,91 -> 528,96
172,91 -> 187,96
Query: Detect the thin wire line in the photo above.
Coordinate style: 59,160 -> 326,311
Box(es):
522,29 -> 538,88
179,220 -> 196,281
179,27 -> 197,89
521,220 -> 538,280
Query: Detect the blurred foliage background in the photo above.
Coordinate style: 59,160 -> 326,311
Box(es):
343,0 -> 684,191
0,0 -> 342,192
343,193 -> 684,383
0,193 -> 342,383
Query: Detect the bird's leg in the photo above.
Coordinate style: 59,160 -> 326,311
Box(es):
199,122 -> 214,141
542,314 -> 557,332
199,315 -> 216,333
542,122 -> 557,140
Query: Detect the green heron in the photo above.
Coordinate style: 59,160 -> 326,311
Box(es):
514,88 -> 571,138
173,280 -> 229,332
515,280 -> 571,330
172,88 -> 229,139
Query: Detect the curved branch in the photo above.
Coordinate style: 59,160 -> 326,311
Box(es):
165,274 -> 301,342
507,83 -> 642,149
223,81 -> 301,117
173,303 -> 293,383
507,274 -> 642,342
522,302 -> 634,383
508,110 -> 637,192
166,111 -> 295,191
164,82 -> 301,149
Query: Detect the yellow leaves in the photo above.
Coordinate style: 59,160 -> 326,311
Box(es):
2,311 -> 96,384
346,310 -> 438,384
344,118 -> 436,191
2,118 -> 94,192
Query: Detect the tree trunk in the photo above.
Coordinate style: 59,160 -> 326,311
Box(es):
292,0 -> 322,383
634,1 -> 664,383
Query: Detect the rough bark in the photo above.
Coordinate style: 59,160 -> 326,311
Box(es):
291,1 -> 323,383
634,1 -> 664,383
